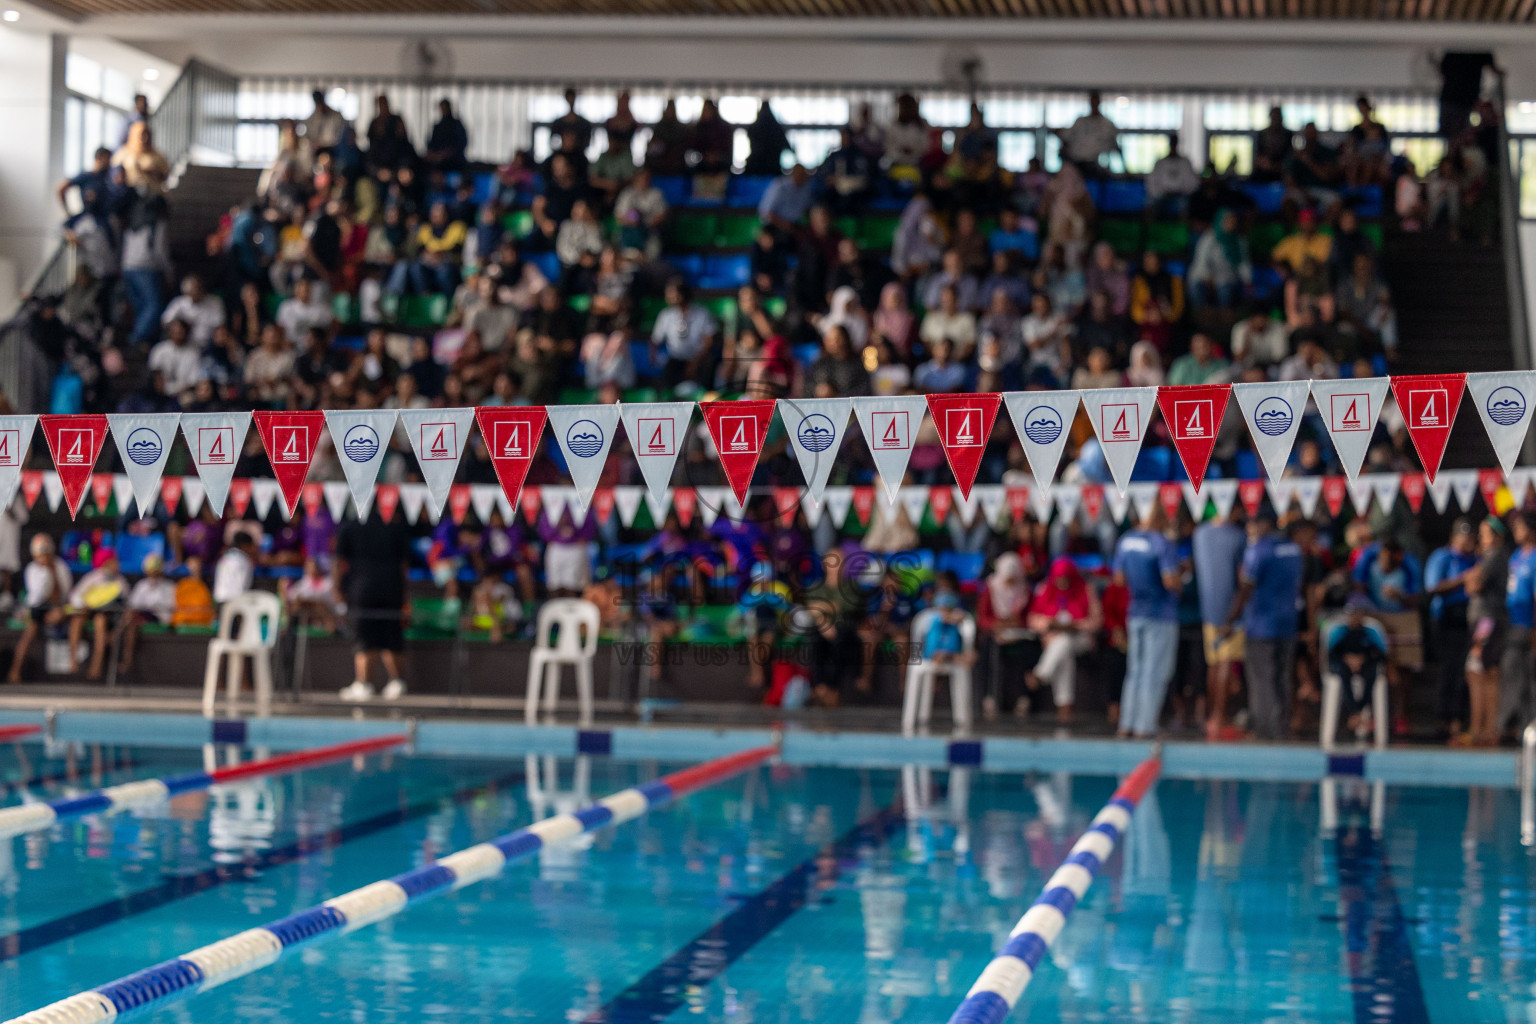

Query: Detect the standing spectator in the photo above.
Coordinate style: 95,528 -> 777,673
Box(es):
977,552 -> 1036,718
58,146 -> 118,232
335,510 -> 413,702
275,278 -> 333,345
6,535 -> 72,684
651,279 -> 718,392
1023,557 -> 1102,723
424,98 -> 468,173
819,129 -> 875,215
1463,516 -> 1510,746
365,95 -> 411,171
885,93 -> 930,179
118,93 -> 151,148
121,192 -> 173,346
1192,505 -> 1247,738
112,123 -> 171,195
304,90 -> 348,153
159,275 -> 225,348
553,87 -> 594,153
1252,106 -> 1294,182
1500,512 -> 1536,737
1112,505 -> 1184,738
1056,90 -> 1121,177
1146,132 -> 1201,214
1425,518 -> 1478,736
1188,209 -> 1250,309
646,99 -> 689,176
1224,512 -> 1305,741
212,535 -> 256,604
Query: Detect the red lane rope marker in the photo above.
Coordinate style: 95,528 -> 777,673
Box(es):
209,734 -> 407,783
0,724 -> 41,742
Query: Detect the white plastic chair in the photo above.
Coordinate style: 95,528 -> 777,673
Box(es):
902,608 -> 976,736
526,598 -> 602,725
1319,614 -> 1390,751
202,591 -> 283,719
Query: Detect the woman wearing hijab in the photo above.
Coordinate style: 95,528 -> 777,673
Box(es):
1042,162 -> 1093,268
872,281 -> 916,355
892,192 -> 945,278
821,286 -> 870,349
978,552 -> 1037,718
1188,208 -> 1251,309
1127,340 -> 1166,387
1024,557 -> 1103,722
744,101 -> 791,176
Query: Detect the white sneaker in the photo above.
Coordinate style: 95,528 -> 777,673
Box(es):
339,680 -> 374,702
381,679 -> 406,701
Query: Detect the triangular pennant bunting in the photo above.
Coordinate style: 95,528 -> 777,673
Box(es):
1400,472 -> 1427,513
1237,479 -> 1266,518
1081,483 -> 1105,522
20,470 -> 41,510
1292,477 -> 1322,519
898,487 -> 929,527
1347,476 -> 1374,516
396,483 -> 426,525
1080,387 -> 1159,494
39,414 -> 109,519
180,411 -> 251,518
1391,373 -> 1466,484
1181,481 -> 1208,521
1466,371 -> 1536,477
1158,482 -> 1183,522
1445,469 -> 1480,511
926,392 -> 1001,498
0,416 -> 37,514
110,474 -> 134,515
400,407 -> 476,521
325,410 -> 397,523
1368,472 -> 1401,515
183,476 -> 206,517
1104,484 -> 1131,524
250,478 -> 281,520
1309,378 -> 1389,480
1322,475 -> 1348,518
928,486 -> 953,525
852,395 -> 929,503
41,473 -> 63,512
620,401 -> 695,505
699,400 -> 775,508
1206,479 -> 1239,520
106,413 -> 179,519
776,398 -> 850,504
253,411 -> 325,518
374,483 -> 399,523
1127,482 -> 1159,524
613,486 -> 644,528
671,487 -> 695,527
1267,479 -> 1295,516
160,475 -> 183,515
642,489 -> 669,527
974,485 -> 1006,526
322,481 -> 351,523
1052,483 -> 1082,523
476,406 -> 547,516
448,484 -> 472,526
1156,384 -> 1230,491
1232,380 -> 1312,485
547,404 -> 622,509
822,487 -> 853,530
1003,390 -> 1080,488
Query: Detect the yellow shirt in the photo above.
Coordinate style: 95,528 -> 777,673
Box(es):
1270,232 -> 1332,273
417,220 -> 467,256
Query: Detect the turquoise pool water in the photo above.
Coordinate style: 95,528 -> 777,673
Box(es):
0,740 -> 1532,1024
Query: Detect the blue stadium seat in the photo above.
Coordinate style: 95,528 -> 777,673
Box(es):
1243,182 -> 1286,215
116,533 -> 166,575
653,176 -> 690,207
333,334 -> 366,352
1234,450 -> 1261,479
1165,261 -> 1186,278
528,251 -> 562,284
1070,553 -> 1106,574
1101,180 -> 1147,213
936,550 -> 986,583
1343,185 -> 1384,218
1251,265 -> 1284,299
1083,179 -> 1105,206
670,253 -> 704,282
792,343 -> 822,367
698,253 -> 751,289
1130,445 -> 1173,481
472,172 -> 498,205
727,176 -> 776,208
631,340 -> 664,379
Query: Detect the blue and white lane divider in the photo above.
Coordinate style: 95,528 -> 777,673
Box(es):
0,734 -> 407,842
946,753 -> 1163,1024
6,743 -> 778,1024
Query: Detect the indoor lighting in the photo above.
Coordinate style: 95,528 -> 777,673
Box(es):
1,10 -> 21,21
142,68 -> 160,81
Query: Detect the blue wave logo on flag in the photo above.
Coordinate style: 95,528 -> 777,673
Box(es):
1252,396 -> 1294,436
1022,406 -> 1063,445
1487,386 -> 1527,427
125,428 -> 163,466
566,420 -> 605,458
797,414 -> 836,453
342,424 -> 380,462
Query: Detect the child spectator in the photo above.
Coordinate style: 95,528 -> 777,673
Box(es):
119,553 -> 176,674
212,535 -> 257,604
64,548 -> 125,679
922,572 -> 973,668
1329,598 -> 1388,738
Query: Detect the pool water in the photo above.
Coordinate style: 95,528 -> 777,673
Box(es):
0,742 -> 1534,1024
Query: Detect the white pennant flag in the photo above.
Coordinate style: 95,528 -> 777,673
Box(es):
898,486 -> 929,527
694,487 -> 723,528
1309,377 -> 1389,479
111,474 -> 134,515
1051,484 -> 1082,524
1182,481 -> 1209,520
0,416 -> 37,513
325,410 -> 397,522
801,491 -> 826,528
1267,479 -> 1295,516
1347,476 -> 1374,516
975,485 -> 1007,527
643,489 -> 670,527
823,487 -> 854,529
613,486 -> 645,528
107,413 -> 179,518
1368,472 -> 1401,515
1105,483 -> 1132,524
852,395 -> 929,503
1127,482 -> 1159,524
1080,387 -> 1159,493
1232,380 -> 1311,485
1445,469 -> 1480,512
469,484 -> 499,525
1028,485 -> 1053,524
1511,467 -> 1536,506
42,474 -> 63,512
250,478 -> 281,520
399,408 -> 476,521
180,411 -> 251,518
952,485 -> 980,527
1003,390 -> 1080,488
1292,477 -> 1323,518
1466,371 -> 1536,477
541,485 -> 574,526
620,401 -> 695,505
1427,474 -> 1452,514
1206,479 -> 1240,520
547,405 -> 622,509
398,483 -> 428,525
322,481 -> 350,522
776,398 -> 851,504
182,477 -> 205,518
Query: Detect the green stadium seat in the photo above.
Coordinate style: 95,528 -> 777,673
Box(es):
567,294 -> 592,314
764,296 -> 787,319
558,387 -> 598,404
1248,221 -> 1287,258
1099,219 -> 1141,256
859,216 -> 899,250
833,216 -> 859,241
1146,221 -> 1191,256
623,387 -> 660,403
701,296 -> 738,336
714,215 -> 760,247
672,212 -> 719,248
333,293 -> 356,324
501,210 -> 535,239
639,295 -> 666,331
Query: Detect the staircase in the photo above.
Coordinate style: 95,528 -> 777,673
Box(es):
165,165 -> 263,271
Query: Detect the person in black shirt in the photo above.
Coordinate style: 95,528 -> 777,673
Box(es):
531,155 -> 592,250
291,326 -> 349,407
425,98 -> 468,173
335,512 -> 413,702
744,101 -> 790,176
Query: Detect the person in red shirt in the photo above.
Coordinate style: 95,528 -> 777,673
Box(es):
1023,558 -> 1102,723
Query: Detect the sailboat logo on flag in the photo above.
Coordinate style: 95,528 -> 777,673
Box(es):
199,426 -> 234,464
945,408 -> 983,446
870,411 -> 911,450
1487,386 -> 1526,426
720,415 -> 758,453
0,430 -> 19,467
1406,385 -> 1448,429
273,425 -> 310,462
797,414 -> 836,452
1172,399 -> 1213,439
418,422 -> 457,461
1022,405 -> 1063,444
1329,392 -> 1371,432
494,420 -> 529,459
59,429 -> 93,464
566,420 -> 605,458
1253,396 -> 1293,436
1102,403 -> 1140,441
342,424 -> 379,462
124,428 -> 162,466
637,417 -> 676,455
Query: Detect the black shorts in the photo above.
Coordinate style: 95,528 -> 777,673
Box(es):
353,611 -> 404,653
27,606 -> 50,624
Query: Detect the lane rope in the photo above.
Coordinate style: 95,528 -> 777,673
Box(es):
946,752 -> 1163,1024
0,734 -> 406,841
0,725 -> 40,742
4,742 -> 778,1024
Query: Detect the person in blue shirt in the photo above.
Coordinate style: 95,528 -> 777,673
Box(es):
1424,518 -> 1478,735
1111,505 -> 1185,738
913,338 -> 968,394
1192,507 -> 1247,739
757,164 -> 819,236
1223,511 -> 1305,741
989,208 -> 1040,262
1499,512 -> 1536,735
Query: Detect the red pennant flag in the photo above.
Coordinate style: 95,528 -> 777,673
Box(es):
448,484 -> 472,525
1391,373 -> 1466,484
20,470 -> 41,510
1323,475 -> 1347,518
772,486 -> 801,522
672,487 -> 696,527
928,486 -> 953,525
375,483 -> 399,523
1006,486 -> 1030,522
592,487 -> 616,525
1157,384 -> 1231,492
699,400 -> 775,507
90,473 -> 114,513
301,481 -> 323,516
39,414 -> 108,519
1400,472 -> 1426,514
1159,482 -> 1184,522
253,411 -> 325,518
228,477 -> 252,518
160,475 -> 183,515
851,486 -> 875,527
475,406 -> 547,517
520,486 -> 543,526
1479,467 -> 1503,510
1238,479 -> 1266,518
1081,484 -> 1104,521
925,392 -> 1001,499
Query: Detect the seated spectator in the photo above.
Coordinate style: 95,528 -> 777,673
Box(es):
1188,209 -> 1251,308
1021,292 -> 1070,383
276,278 -> 333,345
1336,251 -> 1398,354
978,249 -> 1031,312
1033,242 -> 1086,314
1085,242 -> 1129,316
1130,251 -> 1185,327
1167,332 -> 1231,386
818,128 -> 875,216
978,289 -> 1023,365
1230,307 -> 1289,369
170,556 -> 215,628
807,324 -> 871,396
949,208 -> 989,276
829,239 -> 890,312
1072,345 -> 1124,390
651,279 -> 719,392
1284,255 -> 1335,327
914,337 -> 966,393
615,168 -> 667,258
822,285 -> 871,349
159,275 -> 224,348
922,250 -> 980,312
148,319 -> 207,403
989,207 -> 1040,262
582,327 -> 637,390
750,226 -> 791,295
116,553 -> 175,675
282,557 -> 344,633
556,199 -> 604,279
1252,106 -> 1294,183
1278,335 -> 1339,382
388,201 -> 466,296
1041,164 -> 1093,267
872,281 -> 916,356
424,98 -> 468,173
892,192 -> 944,279
922,574 -> 975,669
869,338 -> 911,396
1146,131 -> 1201,214
1271,208 -> 1332,275
7,535 -> 71,684
463,275 -> 518,353
1354,537 -> 1421,614
1328,208 -> 1376,281
213,535 -> 257,604
1024,556 -> 1102,722
63,549 -> 125,680
919,283 -> 978,358
531,154 -> 592,247
1329,597 -> 1389,737
245,324 -> 297,406
758,164 -> 818,235
1127,339 -> 1166,387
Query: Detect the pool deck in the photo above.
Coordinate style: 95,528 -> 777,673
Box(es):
0,686 -> 1518,789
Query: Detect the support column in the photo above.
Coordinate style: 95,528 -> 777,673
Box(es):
0,29 -> 66,312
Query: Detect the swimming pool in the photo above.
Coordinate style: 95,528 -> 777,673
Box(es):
0,733 -> 1533,1024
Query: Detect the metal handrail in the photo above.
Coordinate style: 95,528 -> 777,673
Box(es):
1522,721 -> 1536,847
1495,78 -> 1531,372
